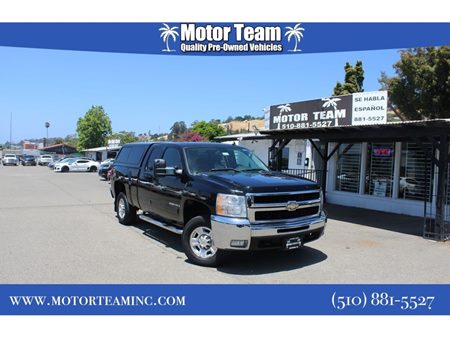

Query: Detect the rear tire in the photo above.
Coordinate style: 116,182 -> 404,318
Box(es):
182,215 -> 220,267
89,166 -> 97,172
116,192 -> 136,225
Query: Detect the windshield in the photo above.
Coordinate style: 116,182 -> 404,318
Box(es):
5,154 -> 15,158
185,146 -> 268,174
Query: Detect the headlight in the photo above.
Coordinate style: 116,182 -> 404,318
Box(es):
216,193 -> 247,218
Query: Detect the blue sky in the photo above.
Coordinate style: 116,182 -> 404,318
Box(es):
0,47 -> 400,142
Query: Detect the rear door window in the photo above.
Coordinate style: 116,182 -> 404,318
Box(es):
128,145 -> 148,165
144,145 -> 164,173
115,147 -> 132,163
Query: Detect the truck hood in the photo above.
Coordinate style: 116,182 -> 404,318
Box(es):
200,171 -> 318,193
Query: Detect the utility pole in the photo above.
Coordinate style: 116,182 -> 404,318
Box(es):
9,112 -> 12,149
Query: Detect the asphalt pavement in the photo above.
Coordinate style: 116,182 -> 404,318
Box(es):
0,165 -> 448,283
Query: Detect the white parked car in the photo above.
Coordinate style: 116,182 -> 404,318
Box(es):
399,177 -> 421,196
38,154 -> 54,166
54,158 -> 99,172
2,154 -> 19,166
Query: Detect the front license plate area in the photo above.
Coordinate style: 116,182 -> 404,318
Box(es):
285,237 -> 302,250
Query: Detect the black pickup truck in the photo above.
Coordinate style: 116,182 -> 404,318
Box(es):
110,142 -> 326,266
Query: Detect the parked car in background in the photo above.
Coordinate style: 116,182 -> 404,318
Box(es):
54,158 -> 99,172
2,154 -> 19,166
21,155 -> 37,166
399,177 -> 422,196
98,159 -> 115,180
38,154 -> 54,166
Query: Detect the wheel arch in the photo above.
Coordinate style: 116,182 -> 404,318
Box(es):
113,181 -> 126,211
183,199 -> 212,226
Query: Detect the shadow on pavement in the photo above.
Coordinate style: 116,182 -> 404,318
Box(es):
216,247 -> 327,275
131,219 -> 184,253
131,217 -> 328,275
325,203 -> 423,236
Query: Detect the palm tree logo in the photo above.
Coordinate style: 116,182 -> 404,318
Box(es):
285,23 -> 305,52
159,23 -> 179,52
322,97 -> 341,126
276,104 -> 291,129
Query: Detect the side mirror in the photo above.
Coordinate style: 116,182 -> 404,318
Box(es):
154,159 -> 167,176
154,159 -> 183,176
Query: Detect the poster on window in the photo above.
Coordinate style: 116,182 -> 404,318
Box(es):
373,179 -> 388,197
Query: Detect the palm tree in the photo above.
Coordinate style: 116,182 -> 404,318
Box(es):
276,104 -> 291,129
285,23 -> 305,52
159,23 -> 179,52
277,104 -> 292,113
322,97 -> 341,126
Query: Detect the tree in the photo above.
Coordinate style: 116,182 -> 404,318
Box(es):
333,60 -> 365,95
178,131 -> 206,142
223,116 -> 234,123
191,121 -> 226,141
52,137 -> 65,145
64,134 -> 78,147
76,106 -> 112,150
169,121 -> 187,140
109,131 -> 138,145
379,47 -> 450,120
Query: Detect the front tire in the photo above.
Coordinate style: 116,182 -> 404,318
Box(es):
182,215 -> 220,267
61,166 -> 69,172
116,192 -> 136,225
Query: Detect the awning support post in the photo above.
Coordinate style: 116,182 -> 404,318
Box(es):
309,139 -> 341,201
435,134 -> 449,240
269,138 -> 291,171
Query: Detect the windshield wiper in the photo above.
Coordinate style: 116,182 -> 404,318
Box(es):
209,168 -> 241,172
241,168 -> 266,172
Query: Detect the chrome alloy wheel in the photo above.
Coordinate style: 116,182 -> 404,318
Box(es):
189,226 -> 217,259
118,197 -> 126,219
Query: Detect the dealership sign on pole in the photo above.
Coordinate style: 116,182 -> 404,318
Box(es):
268,90 -> 388,130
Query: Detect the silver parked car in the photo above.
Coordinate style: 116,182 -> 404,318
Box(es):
38,154 -> 54,166
2,154 -> 19,166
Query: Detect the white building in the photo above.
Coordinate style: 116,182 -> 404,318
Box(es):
83,146 -> 121,162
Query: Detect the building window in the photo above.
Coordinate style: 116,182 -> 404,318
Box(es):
335,143 -> 361,193
365,142 -> 395,197
281,147 -> 289,170
398,142 -> 433,202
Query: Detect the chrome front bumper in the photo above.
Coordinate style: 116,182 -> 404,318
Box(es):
211,212 -> 327,250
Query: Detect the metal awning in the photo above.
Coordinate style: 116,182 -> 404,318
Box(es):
260,119 -> 450,142
259,118 -> 450,241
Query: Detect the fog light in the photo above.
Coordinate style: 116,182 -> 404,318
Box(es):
230,240 -> 248,248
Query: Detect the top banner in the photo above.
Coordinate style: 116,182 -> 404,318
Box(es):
0,23 -> 449,55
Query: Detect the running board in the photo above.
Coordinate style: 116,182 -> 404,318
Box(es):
139,214 -> 183,235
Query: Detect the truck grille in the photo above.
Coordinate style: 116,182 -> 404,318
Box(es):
254,206 -> 319,221
253,192 -> 320,204
247,190 -> 321,223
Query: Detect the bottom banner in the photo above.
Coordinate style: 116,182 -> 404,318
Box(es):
0,285 -> 448,315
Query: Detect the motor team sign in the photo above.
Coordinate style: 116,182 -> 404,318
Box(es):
268,91 -> 388,130
159,23 -> 306,54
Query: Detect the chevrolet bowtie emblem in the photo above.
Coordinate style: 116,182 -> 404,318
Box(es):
286,201 -> 300,211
